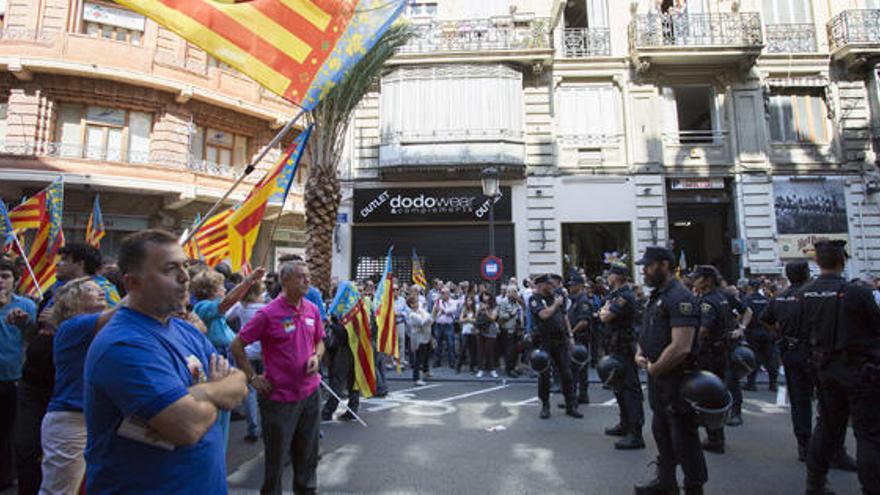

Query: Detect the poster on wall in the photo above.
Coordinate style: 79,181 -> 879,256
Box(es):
773,177 -> 849,259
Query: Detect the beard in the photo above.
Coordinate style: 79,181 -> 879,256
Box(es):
644,269 -> 667,288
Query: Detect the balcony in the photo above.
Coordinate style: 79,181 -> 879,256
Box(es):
765,24 -> 817,54
394,17 -> 552,65
661,130 -> 733,170
629,13 -> 763,71
828,10 -> 880,68
378,129 -> 525,180
562,28 -> 611,57
556,134 -> 624,170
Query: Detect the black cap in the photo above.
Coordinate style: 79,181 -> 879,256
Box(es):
534,274 -> 551,285
608,264 -> 630,277
747,278 -> 762,288
635,246 -> 676,266
565,274 -> 586,286
692,265 -> 721,282
549,274 -> 564,284
814,239 -> 850,259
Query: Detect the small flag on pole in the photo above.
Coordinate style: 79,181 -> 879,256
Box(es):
330,281 -> 377,398
411,248 -> 427,288
375,246 -> 398,368
85,195 -> 105,248
0,202 -> 16,251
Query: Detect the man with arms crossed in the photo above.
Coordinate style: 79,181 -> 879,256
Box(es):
84,230 -> 247,494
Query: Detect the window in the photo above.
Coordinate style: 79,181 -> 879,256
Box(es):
768,89 -> 829,144
564,0 -> 608,28
190,126 -> 249,171
663,86 -> 720,144
55,103 -> 152,163
557,86 -> 620,142
405,1 -> 437,19
0,102 -> 7,145
81,1 -> 145,45
762,0 -> 812,24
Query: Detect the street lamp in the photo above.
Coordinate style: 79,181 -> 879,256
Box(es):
481,167 -> 500,294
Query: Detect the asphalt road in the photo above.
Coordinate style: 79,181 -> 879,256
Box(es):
224,377 -> 861,495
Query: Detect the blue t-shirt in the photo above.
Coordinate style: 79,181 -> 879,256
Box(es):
306,286 -> 326,321
46,276 -> 120,310
48,313 -> 101,412
84,308 -> 226,494
0,295 -> 37,381
194,299 -> 235,349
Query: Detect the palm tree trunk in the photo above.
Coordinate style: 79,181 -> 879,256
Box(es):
304,170 -> 340,296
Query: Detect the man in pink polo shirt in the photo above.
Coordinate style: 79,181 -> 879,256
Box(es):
231,260 -> 325,495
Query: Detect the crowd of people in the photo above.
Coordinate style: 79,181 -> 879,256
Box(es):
0,229 -> 878,494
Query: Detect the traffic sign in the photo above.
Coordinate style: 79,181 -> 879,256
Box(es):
480,256 -> 503,281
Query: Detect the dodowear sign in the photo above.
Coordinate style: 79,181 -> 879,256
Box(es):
354,187 -> 512,224
481,256 -> 503,281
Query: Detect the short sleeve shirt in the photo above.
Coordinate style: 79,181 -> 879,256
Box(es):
238,295 -> 326,403
640,279 -> 699,362
760,285 -> 804,340
567,293 -> 592,329
529,293 -> 566,338
0,294 -> 37,381
605,287 -> 637,331
49,313 -> 101,412
698,290 -> 731,343
84,308 -> 226,494
194,299 -> 235,349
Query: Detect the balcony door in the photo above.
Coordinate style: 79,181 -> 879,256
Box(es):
663,86 -> 721,144
762,0 -> 812,24
564,0 -> 608,28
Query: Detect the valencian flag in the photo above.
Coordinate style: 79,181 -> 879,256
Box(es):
0,202 -> 16,252
194,208 -> 233,267
85,195 -> 106,248
374,246 -> 398,366
13,180 -> 65,296
330,281 -> 376,398
183,213 -> 203,261
411,248 -> 426,288
113,0 -> 407,110
227,125 -> 313,272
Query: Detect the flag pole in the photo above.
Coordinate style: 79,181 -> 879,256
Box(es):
182,110 -> 305,246
320,379 -> 368,427
11,234 -> 42,299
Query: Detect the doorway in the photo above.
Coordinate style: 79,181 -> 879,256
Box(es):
562,222 -> 632,279
667,200 -> 737,282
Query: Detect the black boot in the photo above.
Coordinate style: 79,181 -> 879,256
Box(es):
605,423 -> 628,437
615,430 -> 646,450
805,471 -> 834,495
577,392 -> 590,404
540,402 -> 550,419
683,485 -> 703,495
702,430 -> 725,454
829,449 -> 857,472
726,406 -> 743,427
565,404 -> 584,419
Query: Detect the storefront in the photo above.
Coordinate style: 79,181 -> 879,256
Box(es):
351,186 -> 515,283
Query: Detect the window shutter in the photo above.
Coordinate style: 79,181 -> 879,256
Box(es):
57,104 -> 83,158
128,111 -> 151,164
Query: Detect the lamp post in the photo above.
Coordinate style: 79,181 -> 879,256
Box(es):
481,167 -> 500,294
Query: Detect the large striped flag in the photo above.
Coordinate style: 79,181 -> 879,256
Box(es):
227,125 -> 313,272
114,0 -> 407,110
195,208 -> 233,267
85,195 -> 106,248
374,246 -> 398,365
330,281 -> 376,398
15,180 -> 64,297
183,213 -> 203,261
411,248 -> 426,288
9,191 -> 46,231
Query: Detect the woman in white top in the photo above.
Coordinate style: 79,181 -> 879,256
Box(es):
407,296 -> 434,386
225,281 -> 267,442
455,296 -> 478,374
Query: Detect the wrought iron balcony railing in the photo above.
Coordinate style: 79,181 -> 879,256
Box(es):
828,9 -> 880,52
380,128 -> 524,145
765,23 -> 817,53
562,28 -> 611,57
630,12 -> 763,49
397,18 -> 551,54
663,130 -> 728,146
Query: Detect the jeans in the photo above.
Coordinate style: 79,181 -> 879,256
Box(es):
373,350 -> 387,395
412,343 -> 431,382
244,359 -> 264,437
477,335 -> 496,372
434,323 -> 455,366
456,334 -> 478,372
498,329 -> 519,373
259,390 -> 321,495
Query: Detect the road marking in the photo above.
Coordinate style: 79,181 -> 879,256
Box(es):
436,385 -> 509,403
227,452 -> 264,484
600,398 -> 618,406
391,383 -> 444,395
743,398 -> 788,415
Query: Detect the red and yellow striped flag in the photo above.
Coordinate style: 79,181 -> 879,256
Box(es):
9,193 -> 46,231
330,281 -> 376,398
195,208 -> 233,267
114,0 -> 406,110
375,246 -> 398,366
16,180 -> 65,297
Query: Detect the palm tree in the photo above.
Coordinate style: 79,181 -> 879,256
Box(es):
304,23 -> 414,295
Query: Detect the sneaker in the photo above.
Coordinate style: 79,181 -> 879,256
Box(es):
244,434 -> 259,444
614,432 -> 646,450
829,451 -> 857,472
701,438 -> 725,455
339,411 -> 356,422
605,423 -> 627,437
565,407 -> 584,419
490,370 -> 499,378
540,402 -> 550,419
415,380 -> 426,386
726,414 -> 743,427
476,370 -> 484,378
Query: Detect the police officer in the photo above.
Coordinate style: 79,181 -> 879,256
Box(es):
634,247 -> 706,495
529,274 -> 583,420
762,260 -> 857,470
743,279 -> 778,391
691,265 -> 735,455
566,274 -> 592,405
721,282 -> 749,427
800,240 -> 880,495
598,263 -> 645,450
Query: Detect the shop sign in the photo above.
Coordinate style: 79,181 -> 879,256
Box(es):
669,178 -> 725,190
84,2 -> 146,31
353,187 -> 512,224
778,234 -> 850,259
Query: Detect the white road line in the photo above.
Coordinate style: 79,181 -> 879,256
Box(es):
390,383 -> 444,395
511,396 -> 540,406
600,398 -> 618,406
436,385 -> 510,403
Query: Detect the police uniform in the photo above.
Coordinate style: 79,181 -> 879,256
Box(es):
529,276 -> 578,418
760,280 -> 813,458
567,278 -> 592,404
694,275 -> 735,454
800,241 -> 880,493
602,281 -> 645,445
743,285 -> 778,390
723,290 -> 747,421
637,248 -> 707,493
